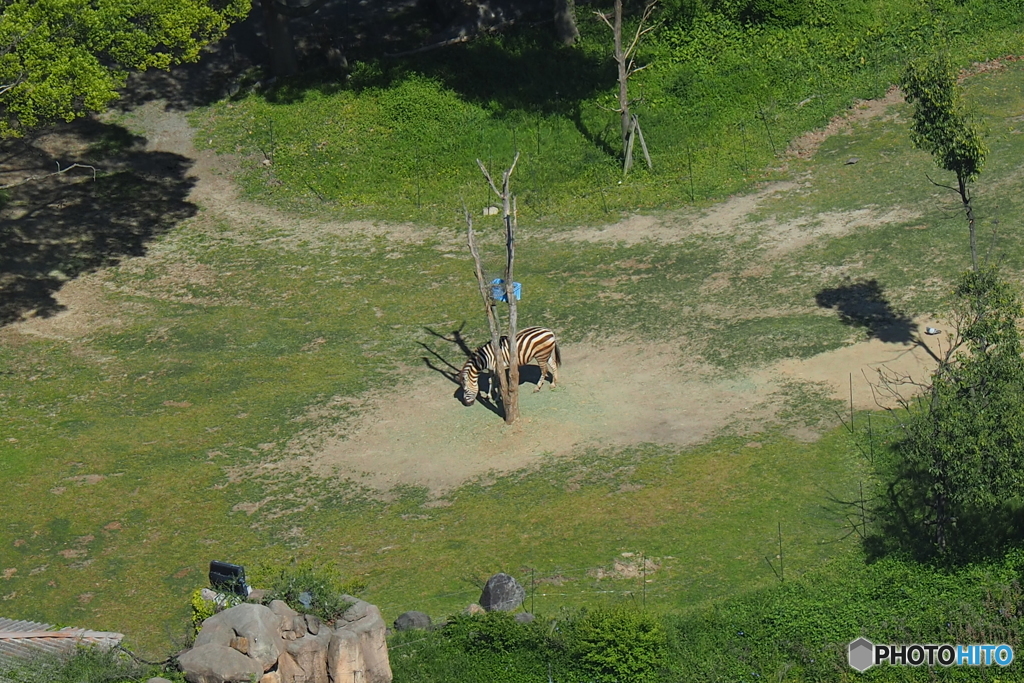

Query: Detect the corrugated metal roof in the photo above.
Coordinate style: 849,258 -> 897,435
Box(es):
0,617 -> 123,661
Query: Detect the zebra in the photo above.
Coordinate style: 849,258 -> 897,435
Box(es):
458,326 -> 561,406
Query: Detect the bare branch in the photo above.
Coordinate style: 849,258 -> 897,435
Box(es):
0,76 -> 25,98
0,162 -> 98,190
476,159 -> 501,198
592,10 -> 614,31
924,173 -> 961,195
624,2 -> 658,59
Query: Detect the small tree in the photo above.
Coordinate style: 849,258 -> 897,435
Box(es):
465,153 -> 521,424
878,267 -> 1024,554
901,55 -> 988,271
594,0 -> 657,174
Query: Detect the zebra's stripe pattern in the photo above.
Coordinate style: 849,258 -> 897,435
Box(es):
459,326 -> 561,405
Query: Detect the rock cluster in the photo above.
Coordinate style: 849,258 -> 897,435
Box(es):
178,572 -> 528,682
178,597 -> 391,683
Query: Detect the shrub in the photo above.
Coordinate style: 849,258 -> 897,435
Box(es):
188,588 -> 242,636
562,605 -> 667,683
444,611 -> 544,655
256,560 -> 366,623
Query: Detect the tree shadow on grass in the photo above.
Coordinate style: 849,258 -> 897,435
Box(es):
0,118 -> 197,327
267,21 -> 611,123
815,278 -> 916,344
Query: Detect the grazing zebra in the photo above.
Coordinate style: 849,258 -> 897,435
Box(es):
458,326 -> 561,406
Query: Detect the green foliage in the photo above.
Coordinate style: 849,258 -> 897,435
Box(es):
444,611 -> 545,655
901,54 -> 988,185
255,559 -> 365,622
665,550 -> 1024,680
879,267 -> 1024,556
189,589 -> 217,632
189,588 -> 241,634
196,0 -> 1024,226
0,0 -> 250,136
562,605 -> 667,683
0,645 -> 172,683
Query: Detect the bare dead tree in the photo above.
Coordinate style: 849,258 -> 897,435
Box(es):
594,0 -> 657,174
465,208 -> 505,403
467,152 -> 521,424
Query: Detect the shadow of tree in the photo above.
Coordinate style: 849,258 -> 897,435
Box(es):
0,118 -> 197,326
815,278 -> 916,343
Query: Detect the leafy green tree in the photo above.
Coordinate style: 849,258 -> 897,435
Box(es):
0,0 -> 249,137
882,267 -> 1024,554
901,55 -> 988,271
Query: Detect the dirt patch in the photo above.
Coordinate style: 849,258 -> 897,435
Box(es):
556,182 -> 798,246
122,101 -> 445,250
257,321 -> 945,498
788,86 -> 905,160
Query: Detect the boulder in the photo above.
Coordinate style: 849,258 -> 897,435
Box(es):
281,617 -> 332,683
194,619 -> 235,648
259,674 -> 281,683
479,573 -> 526,612
393,611 -> 431,631
179,644 -> 263,683
195,603 -> 281,671
329,596 -> 392,683
515,612 -> 535,624
270,600 -> 299,619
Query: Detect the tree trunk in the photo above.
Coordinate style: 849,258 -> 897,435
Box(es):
613,0 -> 629,160
503,197 -> 520,425
466,214 -> 506,407
261,0 -> 299,77
554,0 -> 580,45
959,175 -> 978,272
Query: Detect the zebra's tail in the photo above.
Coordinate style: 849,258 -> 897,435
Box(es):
554,341 -> 562,368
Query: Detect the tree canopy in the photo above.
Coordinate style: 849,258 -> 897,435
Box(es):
0,0 -> 249,137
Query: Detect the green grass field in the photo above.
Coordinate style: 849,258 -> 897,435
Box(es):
3,1 -> 1024,673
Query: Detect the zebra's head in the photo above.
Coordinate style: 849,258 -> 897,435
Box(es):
458,361 -> 478,406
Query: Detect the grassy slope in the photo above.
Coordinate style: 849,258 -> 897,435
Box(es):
2,3 -> 1024,663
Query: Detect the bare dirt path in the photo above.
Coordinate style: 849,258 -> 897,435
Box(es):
8,93 -> 946,498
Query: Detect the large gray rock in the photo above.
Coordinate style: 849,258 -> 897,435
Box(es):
480,573 -> 526,612
328,596 -> 392,683
195,603 -> 281,672
393,611 -> 431,631
179,644 -> 263,683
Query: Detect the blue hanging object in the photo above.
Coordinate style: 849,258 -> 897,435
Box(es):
490,279 -> 522,302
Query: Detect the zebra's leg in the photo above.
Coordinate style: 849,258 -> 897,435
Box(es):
487,371 -> 498,402
550,353 -> 559,387
534,360 -> 547,392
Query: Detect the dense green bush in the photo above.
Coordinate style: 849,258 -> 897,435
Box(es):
874,268 -> 1024,559
562,605 -> 667,683
444,611 -> 546,655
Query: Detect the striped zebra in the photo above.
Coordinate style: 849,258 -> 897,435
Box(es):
458,326 -> 561,406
